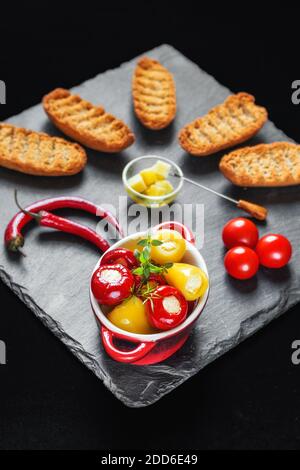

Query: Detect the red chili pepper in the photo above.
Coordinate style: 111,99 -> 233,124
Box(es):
91,264 -> 135,306
5,191 -> 123,252
100,248 -> 138,269
146,285 -> 188,331
32,210 -> 110,252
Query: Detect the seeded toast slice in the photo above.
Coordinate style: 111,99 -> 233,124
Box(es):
43,88 -> 135,153
179,93 -> 267,156
219,142 -> 300,187
0,123 -> 87,176
132,57 -> 176,130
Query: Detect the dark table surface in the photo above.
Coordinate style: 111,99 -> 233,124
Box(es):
0,4 -> 299,450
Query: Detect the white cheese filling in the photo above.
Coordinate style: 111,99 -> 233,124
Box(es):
162,241 -> 177,252
185,274 -> 202,293
100,269 -> 122,283
162,295 -> 181,314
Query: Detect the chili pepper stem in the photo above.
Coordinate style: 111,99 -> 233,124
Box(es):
18,248 -> 27,257
14,190 -> 42,222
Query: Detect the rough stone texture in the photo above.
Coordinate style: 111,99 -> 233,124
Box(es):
0,45 -> 299,407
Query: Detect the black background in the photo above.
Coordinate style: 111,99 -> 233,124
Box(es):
0,3 -> 299,450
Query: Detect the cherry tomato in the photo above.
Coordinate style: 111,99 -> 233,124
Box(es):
222,217 -> 259,249
100,248 -> 138,269
146,285 -> 188,331
256,234 -> 292,268
224,246 -> 259,280
91,264 -> 134,306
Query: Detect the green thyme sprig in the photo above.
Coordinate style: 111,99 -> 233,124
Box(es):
140,284 -> 162,308
132,234 -> 173,283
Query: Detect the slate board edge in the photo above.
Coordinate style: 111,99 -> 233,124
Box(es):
0,266 -> 117,393
1,44 -> 299,408
141,289 -> 300,409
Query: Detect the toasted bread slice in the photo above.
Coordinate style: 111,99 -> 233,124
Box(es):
219,142 -> 300,187
179,93 -> 268,156
43,88 -> 135,153
132,57 -> 176,130
0,123 -> 87,176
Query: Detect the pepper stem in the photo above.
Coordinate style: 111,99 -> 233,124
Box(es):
18,248 -> 27,257
14,190 -> 42,222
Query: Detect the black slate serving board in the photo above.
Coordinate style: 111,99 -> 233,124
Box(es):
0,45 -> 299,407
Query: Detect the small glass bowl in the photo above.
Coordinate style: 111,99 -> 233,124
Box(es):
122,155 -> 184,208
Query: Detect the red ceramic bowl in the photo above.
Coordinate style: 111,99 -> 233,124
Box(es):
90,222 -> 209,365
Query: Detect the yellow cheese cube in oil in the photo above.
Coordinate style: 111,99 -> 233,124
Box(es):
145,180 -> 174,196
151,160 -> 171,179
140,168 -> 159,186
128,174 -> 147,193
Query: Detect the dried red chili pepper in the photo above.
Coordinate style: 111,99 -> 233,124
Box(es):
5,191 -> 123,252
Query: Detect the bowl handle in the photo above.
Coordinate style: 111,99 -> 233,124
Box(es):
101,326 -> 156,364
154,221 -> 195,245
